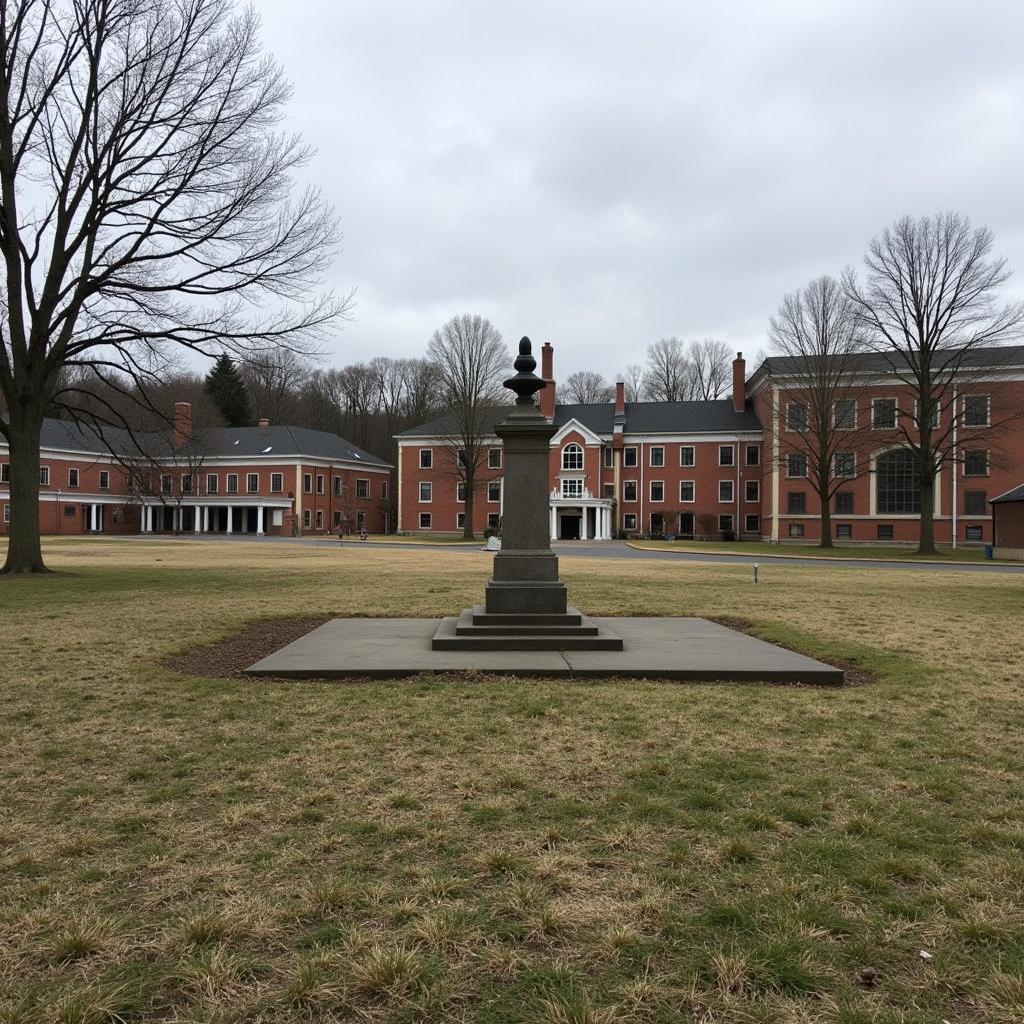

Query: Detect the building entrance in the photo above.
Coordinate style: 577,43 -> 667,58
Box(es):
559,513 -> 581,540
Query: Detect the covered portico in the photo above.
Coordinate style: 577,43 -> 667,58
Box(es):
138,498 -> 293,535
548,491 -> 614,540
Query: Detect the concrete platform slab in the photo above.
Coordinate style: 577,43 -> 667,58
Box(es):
244,616 -> 843,684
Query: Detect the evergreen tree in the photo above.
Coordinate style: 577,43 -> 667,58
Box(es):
204,355 -> 253,427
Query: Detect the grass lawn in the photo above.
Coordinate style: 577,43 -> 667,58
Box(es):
1,539 -> 1023,1023
631,538 -> 995,562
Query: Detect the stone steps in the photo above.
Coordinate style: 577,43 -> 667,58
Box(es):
432,610 -> 623,651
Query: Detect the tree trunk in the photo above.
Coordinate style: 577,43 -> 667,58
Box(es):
463,479 -> 475,540
2,409 -> 50,574
918,475 -> 937,555
819,501 -> 834,548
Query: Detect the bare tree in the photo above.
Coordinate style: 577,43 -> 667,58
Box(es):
241,350 -> 312,424
0,0 -> 348,574
844,213 -> 1024,554
769,276 -> 873,548
618,364 -> 645,403
689,338 -> 732,400
562,370 -> 613,405
643,337 -> 692,402
427,314 -> 508,539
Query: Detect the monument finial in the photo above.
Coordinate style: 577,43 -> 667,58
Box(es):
503,336 -> 548,406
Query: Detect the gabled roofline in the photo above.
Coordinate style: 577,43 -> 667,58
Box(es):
551,418 -> 605,446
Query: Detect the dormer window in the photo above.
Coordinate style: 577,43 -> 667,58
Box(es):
561,443 -> 584,471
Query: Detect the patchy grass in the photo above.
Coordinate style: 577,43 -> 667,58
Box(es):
1,538 -> 1023,1022
631,537 -> 996,561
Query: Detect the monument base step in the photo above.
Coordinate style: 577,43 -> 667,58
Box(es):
471,605 -> 584,627
432,610 -> 624,651
460,608 -> 595,636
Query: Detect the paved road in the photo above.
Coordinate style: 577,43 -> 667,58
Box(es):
99,533 -> 1024,574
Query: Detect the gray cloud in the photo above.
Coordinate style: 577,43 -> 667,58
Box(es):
250,0 -> 1024,379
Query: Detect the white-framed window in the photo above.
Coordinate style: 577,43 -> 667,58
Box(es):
487,480 -> 501,502
650,446 -> 665,467
270,473 -> 283,493
649,480 -> 664,502
487,512 -> 500,530
0,463 -> 8,482
457,449 -> 468,468
39,466 -> 50,486
207,473 -> 219,495
316,474 -> 324,495
719,514 -> 734,533
246,473 -> 259,493
334,511 -> 343,527
456,481 -> 466,502
623,512 -> 637,531
562,478 -> 583,499
419,481 -> 432,502
161,474 -> 173,494
680,445 -> 695,467
719,480 -> 734,503
745,444 -> 760,466
303,509 -> 312,528
963,450 -> 989,477
789,522 -> 805,538
356,478 -> 369,499
334,476 -> 343,497
965,524 -> 984,542
718,445 -> 735,467
562,443 -> 584,470
381,480 -> 388,499
98,471 -> 109,490
181,474 -> 193,494
745,513 -> 759,533
787,452 -> 808,478
303,473 -> 312,493
963,394 -> 990,427
833,400 -> 856,430
603,447 -> 613,468
745,479 -> 759,502
2,503 -> 9,523
68,468 -> 80,488
488,448 -> 501,469
419,449 -> 433,469
834,452 -> 855,478
419,512 -> 431,529
786,402 -> 808,432
457,512 -> 465,530
623,447 -> 638,467
872,397 -> 898,429
915,399 -> 940,429
227,473 -> 238,494
623,480 -> 637,502
315,510 -> 324,529
680,480 -> 695,503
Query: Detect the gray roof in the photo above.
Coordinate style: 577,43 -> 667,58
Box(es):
32,417 -> 390,468
398,398 -> 761,438
991,483 -> 1024,504
757,343 -> 1024,379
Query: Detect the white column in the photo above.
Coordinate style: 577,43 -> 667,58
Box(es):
89,504 -> 96,531
598,507 -> 606,540
581,507 -> 590,540
226,506 -> 233,534
256,505 -> 264,535
550,505 -> 557,541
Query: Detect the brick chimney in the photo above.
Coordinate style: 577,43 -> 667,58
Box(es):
258,417 -> 270,432
615,381 -> 625,415
731,352 -> 746,413
173,401 -> 192,448
539,341 -> 556,418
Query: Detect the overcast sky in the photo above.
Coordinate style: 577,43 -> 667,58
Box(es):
249,0 -> 1024,381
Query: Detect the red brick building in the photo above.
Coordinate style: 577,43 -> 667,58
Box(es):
396,343 -> 1024,547
0,402 -> 391,537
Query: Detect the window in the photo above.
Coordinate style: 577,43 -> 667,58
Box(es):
604,447 -> 613,468
315,510 -> 323,530
680,445 -> 695,467
787,491 -> 806,515
624,447 -> 637,467
381,480 -> 388,499
39,466 -> 50,486
207,473 -> 219,495
836,523 -> 853,540
488,448 -> 502,469
356,478 -> 370,499
787,402 -> 808,431
64,505 -> 76,517
456,481 -> 466,502
745,445 -> 760,466
419,512 -> 431,529
562,479 -> 583,498
303,473 -> 312,493
789,522 -> 805,538
2,504 -> 8,524
965,524 -> 984,542
419,481 -> 431,502
745,480 -> 759,503
334,477 -> 343,497
246,473 -> 259,493
964,395 -> 989,427
872,398 -> 898,429
650,481 -> 664,502
719,445 -> 735,466
964,490 -> 987,515
419,449 -> 432,469
227,473 -> 238,494
457,449 -> 468,468
270,473 -> 283,493
787,452 -> 807,477
623,480 -> 637,502
834,491 -> 854,515
0,463 -> 8,482
745,514 -> 760,533
334,511 -> 343,527
487,513 -> 500,530
68,468 -> 80,488
964,450 -> 988,477
716,515 -> 733,534
603,482 -> 614,498
833,400 -> 856,430
181,474 -> 193,494
98,471 -> 109,490
356,512 -> 365,530
623,513 -> 637,531
316,474 -> 324,495
303,509 -> 312,528
834,452 -> 855,478
680,480 -> 695,503
451,511 -> 464,531
650,446 -> 665,467
562,443 -> 584,470
719,480 -> 734,503
877,524 -> 894,541
161,474 -> 173,494
876,449 -> 919,513
915,399 -> 940,429
487,481 -> 501,503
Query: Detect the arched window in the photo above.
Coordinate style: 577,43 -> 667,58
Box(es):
876,449 -> 920,514
562,443 -> 584,471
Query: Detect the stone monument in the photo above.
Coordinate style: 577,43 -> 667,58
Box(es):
432,337 -> 623,651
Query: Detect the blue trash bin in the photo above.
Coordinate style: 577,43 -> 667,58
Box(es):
984,545 -> 993,560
